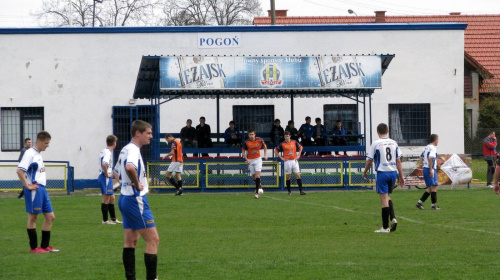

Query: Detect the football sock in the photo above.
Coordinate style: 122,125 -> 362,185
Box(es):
108,203 -> 116,221
388,200 -> 395,220
168,178 -> 178,189
382,207 -> 390,229
40,230 -> 50,249
420,191 -> 430,203
431,192 -> 437,204
255,178 -> 261,193
286,180 -> 291,192
144,253 -> 158,280
297,178 -> 303,191
27,228 -> 37,250
123,248 -> 136,280
178,180 -> 183,189
101,203 -> 109,221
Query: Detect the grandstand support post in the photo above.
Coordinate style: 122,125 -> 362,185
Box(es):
279,160 -> 285,191
217,94 -> 220,157
290,94 -> 294,122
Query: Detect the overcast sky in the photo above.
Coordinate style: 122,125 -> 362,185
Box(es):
1,0 -> 500,27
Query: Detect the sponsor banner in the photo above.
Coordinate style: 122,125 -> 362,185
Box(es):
403,154 -> 472,186
159,56 -> 382,90
198,33 -> 241,49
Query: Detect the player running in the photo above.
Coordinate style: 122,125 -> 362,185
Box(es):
98,135 -> 122,224
363,123 -> 405,233
163,134 -> 184,196
415,134 -> 441,210
116,120 -> 159,280
275,131 -> 306,195
242,129 -> 268,199
16,131 -> 59,253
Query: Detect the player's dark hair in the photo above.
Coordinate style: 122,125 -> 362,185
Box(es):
165,133 -> 173,139
24,138 -> 31,143
288,120 -> 294,125
377,123 -> 389,134
248,129 -> 255,134
284,131 -> 291,136
106,135 -> 117,146
315,117 -> 321,122
37,131 -> 51,141
430,134 -> 439,143
131,120 -> 152,137
488,130 -> 495,135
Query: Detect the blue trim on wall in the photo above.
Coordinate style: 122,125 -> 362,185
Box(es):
0,23 -> 467,35
75,179 -> 98,190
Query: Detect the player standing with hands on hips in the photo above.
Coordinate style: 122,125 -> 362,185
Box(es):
275,131 -> 306,195
242,129 -> 268,198
415,134 -> 441,210
363,123 -> 405,233
116,120 -> 159,280
16,131 -> 59,253
98,135 -> 122,224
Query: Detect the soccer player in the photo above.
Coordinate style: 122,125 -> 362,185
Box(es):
415,134 -> 441,210
17,137 -> 32,199
242,129 -> 268,199
16,131 -> 59,253
98,135 -> 122,224
275,131 -> 306,195
163,134 -> 184,196
362,123 -> 405,233
116,120 -> 159,280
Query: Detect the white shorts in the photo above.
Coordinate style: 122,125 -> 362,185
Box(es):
284,159 -> 300,174
167,162 -> 183,173
248,158 -> 263,176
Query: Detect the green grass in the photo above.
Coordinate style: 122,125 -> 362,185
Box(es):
1,188 -> 500,279
471,158 -> 488,183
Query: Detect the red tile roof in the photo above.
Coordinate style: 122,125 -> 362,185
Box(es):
254,14 -> 500,93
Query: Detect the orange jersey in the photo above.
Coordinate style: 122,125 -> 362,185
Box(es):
243,137 -> 266,159
275,140 -> 302,160
171,139 -> 183,162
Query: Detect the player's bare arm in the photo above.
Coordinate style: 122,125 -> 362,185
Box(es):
263,142 -> 268,160
102,162 -> 111,178
428,157 -> 434,177
242,149 -> 250,164
125,163 -> 143,191
396,158 -> 405,187
297,146 -> 303,160
493,165 -> 500,194
16,169 -> 38,190
362,159 -> 373,180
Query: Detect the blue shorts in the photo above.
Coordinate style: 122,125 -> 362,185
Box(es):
98,174 -> 114,195
375,171 -> 397,194
24,185 -> 53,214
118,195 -> 156,230
423,168 -> 439,187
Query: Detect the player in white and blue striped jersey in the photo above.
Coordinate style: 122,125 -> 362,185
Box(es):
98,135 -> 122,225
415,134 -> 440,210
363,123 -> 405,233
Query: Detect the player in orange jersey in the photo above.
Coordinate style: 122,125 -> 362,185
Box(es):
275,131 -> 306,195
164,134 -> 184,196
242,129 -> 268,198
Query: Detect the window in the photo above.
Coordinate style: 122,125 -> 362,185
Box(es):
388,104 -> 430,146
1,107 -> 44,151
323,104 -> 358,133
232,105 -> 274,136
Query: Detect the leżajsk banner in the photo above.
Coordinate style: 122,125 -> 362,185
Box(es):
159,56 -> 382,90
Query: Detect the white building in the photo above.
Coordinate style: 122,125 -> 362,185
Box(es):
0,23 -> 466,188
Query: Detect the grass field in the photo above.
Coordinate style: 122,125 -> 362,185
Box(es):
1,188 -> 500,280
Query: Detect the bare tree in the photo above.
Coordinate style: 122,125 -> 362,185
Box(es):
33,0 -> 162,27
162,0 -> 262,26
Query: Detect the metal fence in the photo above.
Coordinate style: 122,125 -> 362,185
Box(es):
148,162 -> 200,189
464,128 -> 496,185
0,160 -> 70,192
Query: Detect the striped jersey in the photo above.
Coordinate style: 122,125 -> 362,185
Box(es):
421,144 -> 437,169
275,140 -> 302,160
115,142 -> 149,196
99,147 -> 112,175
170,139 -> 183,162
17,148 -> 46,186
367,137 -> 402,172
243,137 -> 266,159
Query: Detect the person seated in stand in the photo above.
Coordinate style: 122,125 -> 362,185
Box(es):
224,121 -> 242,147
196,116 -> 212,157
285,120 -> 300,142
299,116 -> 314,156
270,119 -> 285,146
180,119 -> 197,157
313,117 -> 328,155
331,120 -> 348,156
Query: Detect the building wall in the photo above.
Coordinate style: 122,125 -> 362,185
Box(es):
0,25 -> 465,180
